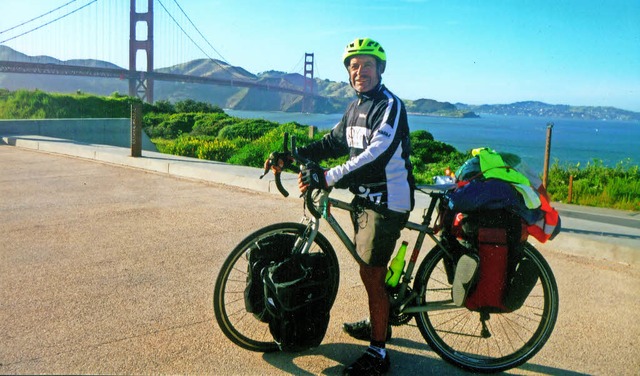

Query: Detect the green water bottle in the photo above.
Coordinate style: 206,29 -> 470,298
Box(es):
385,241 -> 408,287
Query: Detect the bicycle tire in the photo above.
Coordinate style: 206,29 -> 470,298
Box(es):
413,242 -> 559,373
213,222 -> 339,352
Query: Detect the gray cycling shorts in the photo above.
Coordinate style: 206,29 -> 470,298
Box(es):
351,208 -> 409,267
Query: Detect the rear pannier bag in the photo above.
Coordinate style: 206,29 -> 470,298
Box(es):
263,252 -> 333,352
503,255 -> 539,311
454,210 -> 537,313
244,234 -> 296,322
464,227 -> 510,312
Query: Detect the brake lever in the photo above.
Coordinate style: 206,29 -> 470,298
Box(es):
259,158 -> 272,179
259,133 -> 291,197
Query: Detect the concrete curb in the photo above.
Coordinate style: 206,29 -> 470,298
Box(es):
555,204 -> 640,230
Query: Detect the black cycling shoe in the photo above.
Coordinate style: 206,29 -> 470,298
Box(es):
343,348 -> 390,375
343,319 -> 392,342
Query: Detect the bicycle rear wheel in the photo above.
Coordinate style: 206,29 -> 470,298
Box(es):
414,243 -> 558,373
213,222 -> 339,352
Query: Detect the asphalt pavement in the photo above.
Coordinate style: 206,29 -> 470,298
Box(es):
1,137 -> 639,375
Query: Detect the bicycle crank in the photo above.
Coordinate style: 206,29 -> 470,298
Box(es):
388,286 -> 415,326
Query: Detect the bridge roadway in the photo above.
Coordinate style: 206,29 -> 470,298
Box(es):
1,137 -> 639,375
0,61 -> 315,97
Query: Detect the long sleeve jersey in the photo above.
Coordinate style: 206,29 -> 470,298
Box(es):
299,84 -> 415,213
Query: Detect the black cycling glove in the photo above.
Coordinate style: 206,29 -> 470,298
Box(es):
299,162 -> 328,191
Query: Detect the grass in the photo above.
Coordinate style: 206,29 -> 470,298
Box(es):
546,159 -> 639,211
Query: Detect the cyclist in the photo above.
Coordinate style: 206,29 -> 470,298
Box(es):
271,37 -> 414,375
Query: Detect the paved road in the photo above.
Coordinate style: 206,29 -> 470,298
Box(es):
1,144 -> 639,375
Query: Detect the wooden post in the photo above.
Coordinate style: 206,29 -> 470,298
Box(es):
542,122 -> 553,188
131,102 -> 142,157
568,175 -> 574,203
309,125 -> 317,139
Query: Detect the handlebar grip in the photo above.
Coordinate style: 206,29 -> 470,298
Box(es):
274,171 -> 289,197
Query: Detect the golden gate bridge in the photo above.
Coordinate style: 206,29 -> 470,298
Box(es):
0,0 -> 317,112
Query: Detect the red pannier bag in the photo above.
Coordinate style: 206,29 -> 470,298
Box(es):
464,227 -> 510,312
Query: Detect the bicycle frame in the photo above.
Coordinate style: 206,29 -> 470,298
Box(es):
299,185 -> 457,314
285,133 -> 464,314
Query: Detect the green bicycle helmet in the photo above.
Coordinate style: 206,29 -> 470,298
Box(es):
342,38 -> 386,72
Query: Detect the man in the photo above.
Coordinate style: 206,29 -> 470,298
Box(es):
296,37 -> 414,375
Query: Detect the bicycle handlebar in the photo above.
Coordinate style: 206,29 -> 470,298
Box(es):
260,133 -> 291,197
290,135 -> 324,219
264,134 -> 458,220
261,133 -> 324,219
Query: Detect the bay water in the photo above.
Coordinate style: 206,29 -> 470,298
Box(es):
226,109 -> 640,173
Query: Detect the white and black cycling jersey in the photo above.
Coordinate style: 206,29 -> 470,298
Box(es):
299,84 -> 415,213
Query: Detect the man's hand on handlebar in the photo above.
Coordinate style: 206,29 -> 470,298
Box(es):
263,151 -> 293,175
298,162 -> 328,193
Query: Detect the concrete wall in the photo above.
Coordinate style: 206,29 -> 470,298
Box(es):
0,118 -> 157,151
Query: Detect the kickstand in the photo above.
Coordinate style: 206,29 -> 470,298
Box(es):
480,312 -> 491,338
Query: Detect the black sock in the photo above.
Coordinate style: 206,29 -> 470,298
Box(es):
370,340 -> 386,349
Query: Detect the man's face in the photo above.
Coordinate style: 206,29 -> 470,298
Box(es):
347,55 -> 380,93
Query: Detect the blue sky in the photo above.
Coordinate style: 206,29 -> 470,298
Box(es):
1,0 -> 639,111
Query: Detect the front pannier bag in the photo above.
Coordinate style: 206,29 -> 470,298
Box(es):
244,234 -> 296,322
263,252 -> 334,352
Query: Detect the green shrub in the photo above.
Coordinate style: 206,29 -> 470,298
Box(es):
191,113 -> 234,137
148,113 -> 198,139
407,130 -> 468,184
151,99 -> 176,114
151,138 -> 175,154
142,113 -> 170,138
196,138 -> 238,161
218,118 -> 280,140
175,99 -> 223,113
171,135 -> 201,158
0,89 -> 134,119
227,122 -> 313,167
153,135 -> 239,162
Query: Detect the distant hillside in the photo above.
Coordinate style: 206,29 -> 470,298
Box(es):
0,45 -> 128,95
406,98 -> 478,118
456,101 -> 640,121
0,45 -> 468,116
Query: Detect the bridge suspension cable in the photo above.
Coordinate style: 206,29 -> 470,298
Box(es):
156,0 -> 246,80
170,0 -> 230,64
0,0 -> 97,45
0,0 -> 78,35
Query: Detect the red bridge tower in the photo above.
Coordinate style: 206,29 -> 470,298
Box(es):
129,0 -> 154,102
302,53 -> 314,113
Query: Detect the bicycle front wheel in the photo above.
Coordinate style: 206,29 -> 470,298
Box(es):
414,242 -> 559,373
213,222 -> 339,352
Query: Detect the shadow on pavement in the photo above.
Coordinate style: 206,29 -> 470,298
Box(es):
262,341 -> 449,375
